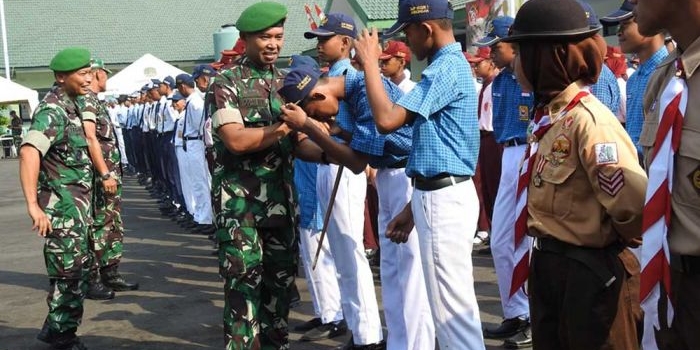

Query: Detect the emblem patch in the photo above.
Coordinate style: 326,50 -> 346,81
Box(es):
688,166 -> 700,195
563,115 -> 574,130
519,105 -> 530,121
551,134 -> 571,159
595,143 -> 619,165
598,169 -> 625,197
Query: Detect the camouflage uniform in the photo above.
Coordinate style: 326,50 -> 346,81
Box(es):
207,56 -> 298,350
78,92 -> 124,270
21,85 -> 94,335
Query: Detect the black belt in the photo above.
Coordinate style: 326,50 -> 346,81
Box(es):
413,174 -> 471,191
534,237 -> 622,288
503,138 -> 527,147
388,158 -> 408,169
480,130 -> 493,137
672,254 -> 700,275
184,136 -> 203,141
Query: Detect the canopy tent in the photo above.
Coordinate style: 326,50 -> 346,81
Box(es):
0,76 -> 39,115
106,54 -> 187,96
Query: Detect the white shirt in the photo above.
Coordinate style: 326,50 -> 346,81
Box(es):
183,92 -> 205,138
173,110 -> 185,146
396,72 -> 417,93
615,77 -> 627,124
479,82 -> 494,132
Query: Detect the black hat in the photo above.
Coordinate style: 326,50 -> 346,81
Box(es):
502,0 -> 601,43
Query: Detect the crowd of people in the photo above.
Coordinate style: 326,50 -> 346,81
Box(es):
17,0 -> 700,349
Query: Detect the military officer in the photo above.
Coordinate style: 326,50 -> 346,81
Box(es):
19,47 -> 94,350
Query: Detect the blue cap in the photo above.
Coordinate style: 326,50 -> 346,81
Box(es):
475,16 -> 514,46
384,0 -> 454,37
278,67 -> 321,105
170,90 -> 185,101
600,0 -> 634,24
151,78 -> 162,86
192,64 -> 216,79
576,1 -> 600,29
161,76 -> 176,89
140,84 -> 149,92
289,55 -> 321,74
175,73 -> 195,87
304,13 -> 357,38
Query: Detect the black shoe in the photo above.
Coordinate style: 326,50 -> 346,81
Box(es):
52,337 -> 88,350
503,326 -> 532,349
293,317 -> 322,332
477,246 -> 492,255
86,280 -> 115,300
484,317 -> 530,339
335,338 -> 386,350
101,267 -> 139,291
300,319 -> 348,341
37,319 -> 54,344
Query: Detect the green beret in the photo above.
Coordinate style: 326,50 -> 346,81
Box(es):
236,1 -> 288,33
49,47 -> 91,72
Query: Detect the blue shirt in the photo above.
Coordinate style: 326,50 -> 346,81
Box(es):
329,59 -> 355,137
343,69 -> 411,168
590,64 -> 621,115
397,42 -> 479,178
293,159 -> 323,230
491,68 -> 533,143
626,46 -> 669,153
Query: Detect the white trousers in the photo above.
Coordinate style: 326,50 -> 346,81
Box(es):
412,179 -> 486,350
177,140 -> 212,224
175,145 -> 195,216
298,227 -> 343,324
491,144 -> 531,319
317,164 -> 382,345
114,127 -> 128,165
376,168 -> 434,350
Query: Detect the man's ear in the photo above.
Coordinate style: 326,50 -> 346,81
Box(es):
420,22 -> 434,38
310,92 -> 327,101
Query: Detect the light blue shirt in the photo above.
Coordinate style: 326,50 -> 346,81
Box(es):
293,159 -> 323,231
397,42 -> 479,178
329,58 -> 355,136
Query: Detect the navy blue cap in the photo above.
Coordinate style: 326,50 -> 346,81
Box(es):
600,0 -> 634,25
161,76 -> 176,89
304,13 -> 357,38
576,1 -> 600,29
278,67 -> 321,105
289,55 -> 321,74
169,90 -> 185,101
475,16 -> 514,46
384,0 -> 454,37
175,73 -> 195,87
140,84 -> 149,92
151,78 -> 162,86
192,64 -> 216,79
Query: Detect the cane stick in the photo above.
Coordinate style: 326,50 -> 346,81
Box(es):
312,164 -> 344,270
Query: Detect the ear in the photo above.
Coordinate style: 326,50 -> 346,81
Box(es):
420,22 -> 433,38
310,92 -> 327,101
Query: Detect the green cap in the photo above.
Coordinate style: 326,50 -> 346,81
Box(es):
49,47 -> 91,72
236,1 -> 288,33
90,57 -> 113,74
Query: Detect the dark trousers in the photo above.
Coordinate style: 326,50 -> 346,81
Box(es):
131,128 -> 148,175
144,132 -> 159,183
655,263 -> 700,350
529,245 -> 640,350
363,182 -> 379,250
473,131 -> 502,232
122,128 -> 134,168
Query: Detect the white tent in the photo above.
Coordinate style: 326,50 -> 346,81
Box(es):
0,76 -> 39,114
106,54 -> 187,96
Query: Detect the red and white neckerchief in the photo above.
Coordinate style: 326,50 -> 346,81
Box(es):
640,58 -> 687,350
510,91 -> 589,297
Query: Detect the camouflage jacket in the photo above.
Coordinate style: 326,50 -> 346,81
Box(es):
78,92 -> 122,177
206,57 -> 297,233
21,85 -> 94,228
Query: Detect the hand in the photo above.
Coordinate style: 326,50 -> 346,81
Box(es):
27,204 -> 51,237
280,103 -> 309,131
102,177 -> 118,195
386,203 -> 414,244
354,28 -> 382,68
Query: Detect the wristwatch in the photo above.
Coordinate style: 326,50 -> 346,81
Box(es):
101,172 -> 116,181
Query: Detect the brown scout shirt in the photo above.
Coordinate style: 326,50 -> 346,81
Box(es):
528,81 -> 648,247
640,37 -> 700,256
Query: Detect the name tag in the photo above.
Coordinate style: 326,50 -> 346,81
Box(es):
240,97 -> 268,108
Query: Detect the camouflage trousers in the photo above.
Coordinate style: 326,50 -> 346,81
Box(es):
89,184 -> 124,271
219,225 -> 297,350
44,225 -> 91,334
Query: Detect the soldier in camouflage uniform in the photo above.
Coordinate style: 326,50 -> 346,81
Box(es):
19,47 -> 94,350
79,58 -> 139,297
206,2 -> 303,349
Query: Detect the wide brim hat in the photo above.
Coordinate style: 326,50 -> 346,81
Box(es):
502,0 -> 601,43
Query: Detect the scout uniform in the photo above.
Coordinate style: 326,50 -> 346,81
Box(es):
21,47 -> 93,350
501,0 -> 648,348
205,3 -> 297,349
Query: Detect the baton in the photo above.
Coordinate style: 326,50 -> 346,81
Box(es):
312,164 -> 344,270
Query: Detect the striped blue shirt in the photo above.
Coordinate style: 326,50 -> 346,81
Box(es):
626,47 -> 668,153
491,68 -> 533,143
293,159 -> 323,231
329,59 -> 355,135
590,65 -> 621,115
397,42 -> 479,178
344,69 -> 411,168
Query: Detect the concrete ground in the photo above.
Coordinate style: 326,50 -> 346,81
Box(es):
0,158 -> 511,349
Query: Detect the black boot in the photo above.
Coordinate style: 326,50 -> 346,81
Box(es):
37,319 -> 55,344
101,266 -> 139,291
86,270 -> 115,300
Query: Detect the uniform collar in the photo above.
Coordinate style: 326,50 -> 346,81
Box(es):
679,35 -> 700,79
544,81 -> 587,117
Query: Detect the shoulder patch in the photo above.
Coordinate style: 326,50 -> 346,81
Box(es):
595,142 -> 619,165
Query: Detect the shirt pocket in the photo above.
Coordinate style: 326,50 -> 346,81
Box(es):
537,162 -> 577,218
674,127 -> 700,209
